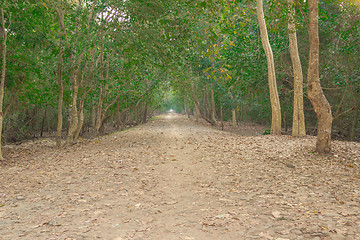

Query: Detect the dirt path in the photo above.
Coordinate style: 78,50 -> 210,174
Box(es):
1,114 -> 360,240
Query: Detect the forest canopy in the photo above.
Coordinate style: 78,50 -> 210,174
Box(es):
0,0 -> 359,157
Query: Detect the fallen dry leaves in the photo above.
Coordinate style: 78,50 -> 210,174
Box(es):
0,113 -> 359,239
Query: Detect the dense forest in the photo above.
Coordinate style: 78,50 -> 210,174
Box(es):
0,0 -> 359,158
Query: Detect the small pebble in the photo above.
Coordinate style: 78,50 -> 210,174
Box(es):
285,163 -> 295,168
272,211 -> 281,218
16,196 -> 25,201
48,219 -> 61,226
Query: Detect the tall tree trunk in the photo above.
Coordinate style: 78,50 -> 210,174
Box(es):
40,107 -> 47,137
220,103 -> 224,131
0,8 -> 6,160
210,88 -> 217,125
232,109 -> 237,126
194,103 -> 200,122
349,91 -> 358,141
142,102 -> 148,123
350,105 -> 359,141
193,90 -> 215,125
75,106 -> 84,140
66,50 -> 84,143
256,0 -> 282,135
56,40 -> 64,147
149,94 -> 164,118
197,85 -> 216,125
95,43 -> 105,134
307,0 -> 333,153
203,87 -> 209,119
283,108 -> 287,132
228,91 -> 237,126
288,0 -> 306,137
91,99 -> 96,129
67,84 -> 79,142
176,72 -> 214,125
134,106 -> 140,125
74,93 -> 88,140
97,93 -> 120,133
115,99 -> 122,130
74,48 -> 96,139
116,104 -> 127,131
95,87 -> 104,134
96,50 -> 114,133
190,82 -> 200,122
184,99 -> 188,115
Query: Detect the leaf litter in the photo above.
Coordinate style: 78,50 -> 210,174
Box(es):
0,113 -> 359,239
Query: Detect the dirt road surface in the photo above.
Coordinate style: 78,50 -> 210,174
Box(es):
1,114 -> 359,239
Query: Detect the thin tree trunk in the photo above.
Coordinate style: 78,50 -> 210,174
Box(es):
116,100 -> 122,130
116,107 -> 128,131
350,106 -> 359,141
334,87 -> 348,119
95,87 -> 104,134
56,2 -> 80,143
66,50 -> 85,143
67,84 -> 79,142
3,88 -> 17,120
133,107 -> 139,125
40,107 -> 47,137
194,103 -> 200,122
97,93 -> 120,133
211,88 -> 217,125
47,111 -> 51,132
95,43 -> 105,134
204,87 -> 209,119
228,91 -> 237,126
231,109 -> 237,126
190,82 -> 200,122
96,51 -> 114,133
175,73 -> 214,125
184,65 -> 214,125
284,108 -> 287,132
196,93 -> 215,125
124,110 -> 129,127
350,94 -> 359,141
75,88 -> 92,140
75,106 -> 84,140
0,8 -> 7,160
184,99 -> 188,115
220,103 -> 224,131
149,94 -> 165,117
56,40 -> 63,147
74,48 -> 96,138
256,0 -> 282,135
196,85 -> 216,125
143,103 -> 148,123
91,99 -> 96,129
307,0 -> 333,153
289,0 -> 306,137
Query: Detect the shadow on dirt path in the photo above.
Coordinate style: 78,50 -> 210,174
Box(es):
0,113 -> 359,239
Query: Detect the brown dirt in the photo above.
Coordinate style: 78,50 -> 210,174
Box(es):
0,113 -> 359,240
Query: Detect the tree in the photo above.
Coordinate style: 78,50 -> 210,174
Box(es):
0,8 -> 7,160
256,0 -> 282,135
0,0 -> 358,154
56,39 -> 64,147
288,0 -> 306,137
307,0 -> 333,153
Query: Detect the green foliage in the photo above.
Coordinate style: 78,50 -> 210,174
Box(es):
159,90 -> 183,113
263,129 -> 271,135
1,0 -> 359,143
